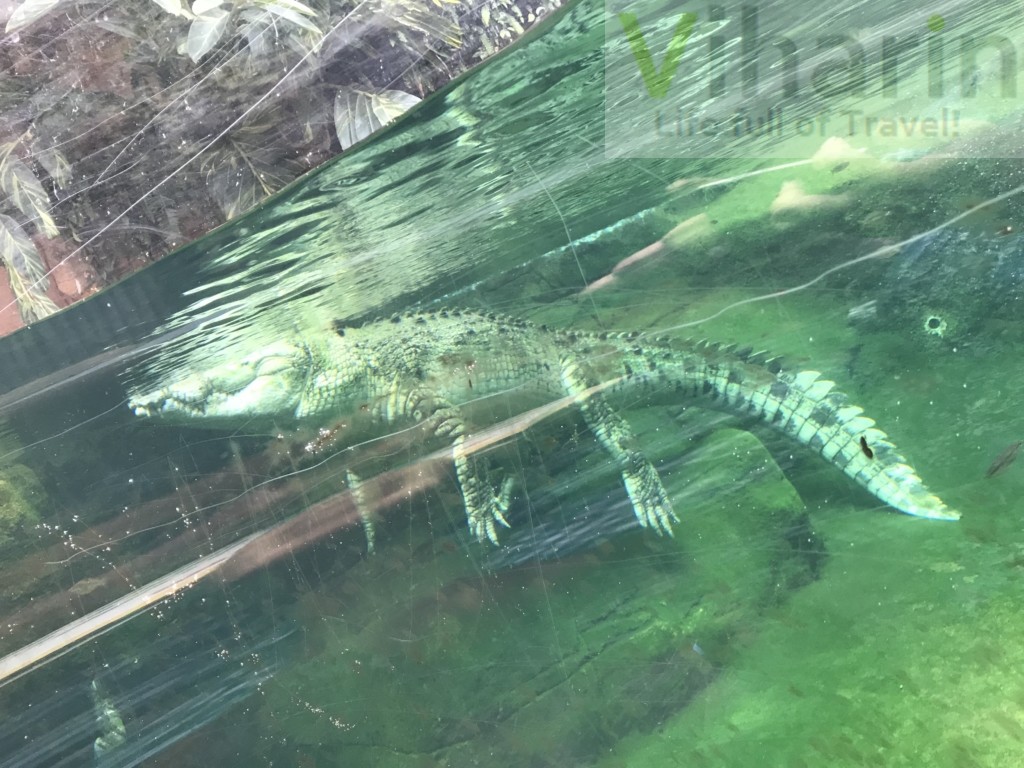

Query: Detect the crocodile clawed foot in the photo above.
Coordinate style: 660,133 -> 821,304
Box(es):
621,453 -> 678,536
463,472 -> 514,545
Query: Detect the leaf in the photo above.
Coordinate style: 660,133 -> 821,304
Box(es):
0,202 -> 59,323
370,89 -> 421,126
208,168 -> 261,220
34,147 -> 72,189
0,214 -> 45,282
0,144 -> 58,237
390,3 -> 461,48
151,0 -> 193,17
333,89 -> 376,151
265,0 -> 317,17
333,88 -> 420,150
6,0 -> 63,33
187,8 -> 230,62
239,12 -> 273,58
3,264 -> 58,323
191,0 -> 222,16
265,3 -> 321,34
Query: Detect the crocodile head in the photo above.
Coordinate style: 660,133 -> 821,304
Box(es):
130,341 -> 312,423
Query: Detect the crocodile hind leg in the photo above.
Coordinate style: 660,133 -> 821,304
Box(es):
560,357 -> 678,535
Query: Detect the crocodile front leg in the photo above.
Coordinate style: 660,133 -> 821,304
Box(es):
560,357 -> 678,535
430,402 -> 514,545
374,378 -> 515,545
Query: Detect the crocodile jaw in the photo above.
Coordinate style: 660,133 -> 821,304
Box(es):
130,342 -> 307,421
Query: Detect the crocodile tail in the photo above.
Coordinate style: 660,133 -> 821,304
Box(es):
692,351 -> 959,521
609,336 -> 958,522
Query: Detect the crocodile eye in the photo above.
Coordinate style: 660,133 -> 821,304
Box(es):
923,315 -> 947,337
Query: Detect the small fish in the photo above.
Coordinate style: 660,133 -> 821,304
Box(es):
831,161 -> 850,174
859,436 -> 874,459
986,441 -> 1022,478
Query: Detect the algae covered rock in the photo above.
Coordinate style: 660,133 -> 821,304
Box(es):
255,417 -> 821,767
0,463 -> 45,552
850,228 -> 1024,348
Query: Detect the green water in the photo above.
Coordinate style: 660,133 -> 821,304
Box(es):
3,0 -> 1024,765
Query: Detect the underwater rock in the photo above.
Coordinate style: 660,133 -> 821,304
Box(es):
770,180 -> 848,214
849,229 -> 1024,347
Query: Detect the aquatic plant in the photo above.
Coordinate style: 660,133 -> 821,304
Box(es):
0,139 -> 61,321
0,463 -> 45,552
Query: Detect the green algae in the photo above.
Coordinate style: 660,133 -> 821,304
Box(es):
596,506 -> 1024,768
0,463 -> 45,552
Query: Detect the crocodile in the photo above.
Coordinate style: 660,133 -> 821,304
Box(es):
129,309 -> 959,544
